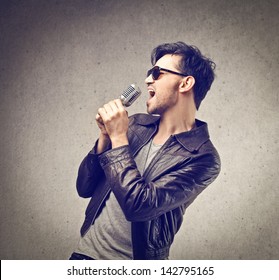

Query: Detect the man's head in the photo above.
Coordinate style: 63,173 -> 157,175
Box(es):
149,41 -> 216,110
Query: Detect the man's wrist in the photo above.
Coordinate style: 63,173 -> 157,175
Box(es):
110,134 -> 129,149
96,133 -> 111,154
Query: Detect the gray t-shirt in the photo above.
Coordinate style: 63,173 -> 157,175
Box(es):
76,140 -> 162,259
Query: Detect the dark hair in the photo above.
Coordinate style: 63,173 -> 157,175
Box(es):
151,41 -> 216,110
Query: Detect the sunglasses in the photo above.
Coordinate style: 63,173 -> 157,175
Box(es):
147,66 -> 188,80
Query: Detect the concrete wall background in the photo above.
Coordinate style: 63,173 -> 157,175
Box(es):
0,0 -> 278,260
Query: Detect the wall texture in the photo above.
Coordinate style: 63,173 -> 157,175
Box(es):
0,0 -> 278,260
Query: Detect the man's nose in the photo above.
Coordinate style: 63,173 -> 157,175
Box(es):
145,74 -> 154,84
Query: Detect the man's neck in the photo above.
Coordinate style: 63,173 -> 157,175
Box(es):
153,109 -> 196,145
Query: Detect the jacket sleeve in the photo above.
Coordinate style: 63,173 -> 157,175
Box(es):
99,144 -> 221,222
76,140 -> 109,198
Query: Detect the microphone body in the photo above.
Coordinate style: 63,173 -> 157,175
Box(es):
120,84 -> 141,107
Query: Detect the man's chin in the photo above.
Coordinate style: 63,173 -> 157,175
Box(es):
147,107 -> 161,115
147,106 -> 156,115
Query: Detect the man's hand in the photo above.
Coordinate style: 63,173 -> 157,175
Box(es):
96,113 -> 109,136
97,99 -> 129,149
95,113 -> 111,154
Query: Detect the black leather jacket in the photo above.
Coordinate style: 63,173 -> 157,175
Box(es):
76,113 -> 221,259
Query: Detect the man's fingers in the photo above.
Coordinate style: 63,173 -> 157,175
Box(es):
96,113 -> 104,124
97,107 -> 106,119
114,99 -> 125,110
98,99 -> 126,121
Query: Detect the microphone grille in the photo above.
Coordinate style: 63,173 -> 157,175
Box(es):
120,84 -> 141,107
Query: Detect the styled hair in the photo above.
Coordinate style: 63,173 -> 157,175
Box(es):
151,41 -> 216,110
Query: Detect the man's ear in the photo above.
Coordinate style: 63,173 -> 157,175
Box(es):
179,76 -> 195,93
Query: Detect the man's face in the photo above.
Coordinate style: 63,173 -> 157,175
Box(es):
145,54 -> 183,115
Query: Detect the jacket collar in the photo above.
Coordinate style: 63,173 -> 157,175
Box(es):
174,120 -> 210,152
135,114 -> 210,153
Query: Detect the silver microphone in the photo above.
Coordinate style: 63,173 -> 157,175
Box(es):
120,84 -> 141,107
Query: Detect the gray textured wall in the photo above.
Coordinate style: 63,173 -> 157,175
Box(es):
0,0 -> 278,260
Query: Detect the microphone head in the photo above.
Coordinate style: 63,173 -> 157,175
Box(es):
120,84 -> 141,107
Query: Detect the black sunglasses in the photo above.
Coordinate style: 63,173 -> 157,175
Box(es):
147,66 -> 188,80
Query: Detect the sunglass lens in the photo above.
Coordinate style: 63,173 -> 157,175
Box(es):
147,67 -> 160,80
152,67 -> 160,80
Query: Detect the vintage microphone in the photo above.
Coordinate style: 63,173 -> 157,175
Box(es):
120,84 -> 141,107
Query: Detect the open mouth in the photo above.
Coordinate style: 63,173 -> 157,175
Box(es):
148,89 -> 156,97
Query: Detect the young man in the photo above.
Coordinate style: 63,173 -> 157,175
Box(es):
70,42 -> 221,260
